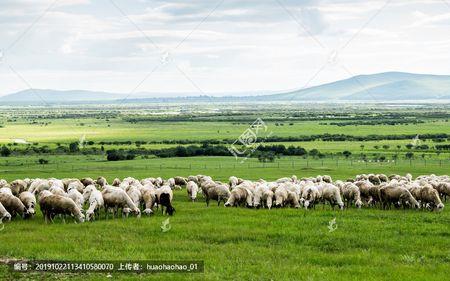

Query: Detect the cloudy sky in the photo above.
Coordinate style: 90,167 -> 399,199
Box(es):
0,0 -> 449,96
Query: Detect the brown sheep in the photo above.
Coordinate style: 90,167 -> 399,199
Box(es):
0,193 -> 29,219
112,178 -> 122,187
225,186 -> 254,208
10,180 -> 28,196
39,190 -> 84,223
174,176 -> 188,186
97,177 -> 108,187
379,184 -> 420,210
205,184 -> 230,207
19,191 -> 36,216
80,177 -> 95,187
411,185 -> 444,211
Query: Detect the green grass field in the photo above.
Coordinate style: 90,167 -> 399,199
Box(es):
1,156 -> 450,280
1,184 -> 449,281
1,106 -> 450,280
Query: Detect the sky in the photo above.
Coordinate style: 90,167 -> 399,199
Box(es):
0,0 -> 449,97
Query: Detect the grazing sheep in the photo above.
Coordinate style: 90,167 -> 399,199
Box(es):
81,178 -> 96,187
156,186 -> 175,215
409,184 -> 444,212
301,184 -> 320,209
67,188 -> 84,211
10,180 -> 28,196
83,185 -> 104,221
225,186 -> 254,208
39,190 -> 84,223
229,176 -> 239,189
322,175 -> 332,183
341,182 -> 363,208
174,176 -> 188,186
102,186 -> 140,218
155,177 -> 163,187
0,193 -> 29,219
253,183 -> 274,209
186,181 -> 199,202
354,180 -> 374,204
204,183 -> 231,207
0,202 -> 11,221
379,183 -> 420,210
434,182 -> 450,201
274,185 -> 300,208
112,178 -> 122,187
318,183 -> 344,210
367,184 -> 383,207
97,177 -> 108,187
141,184 -> 157,215
125,185 -> 142,207
67,181 -> 85,194
28,179 -> 51,194
19,191 -> 37,216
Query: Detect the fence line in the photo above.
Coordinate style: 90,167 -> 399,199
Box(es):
0,158 -> 449,173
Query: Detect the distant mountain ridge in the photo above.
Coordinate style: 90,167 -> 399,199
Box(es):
1,72 -> 449,104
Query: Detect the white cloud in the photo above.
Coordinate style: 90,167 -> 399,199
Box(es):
0,0 -> 449,96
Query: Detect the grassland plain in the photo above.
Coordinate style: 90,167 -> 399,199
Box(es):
1,119 -> 450,144
0,156 -> 450,281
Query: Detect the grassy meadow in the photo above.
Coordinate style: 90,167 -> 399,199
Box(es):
0,104 -> 450,280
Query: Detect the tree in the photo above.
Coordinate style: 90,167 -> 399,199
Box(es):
382,145 -> 390,150
405,144 -> 413,150
405,152 -> 414,159
69,142 -> 80,152
0,145 -> 11,157
373,145 -> 379,150
360,144 -> 365,151
309,149 -> 319,158
343,150 -> 352,159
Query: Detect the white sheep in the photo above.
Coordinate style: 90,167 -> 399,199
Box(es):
0,201 -> 11,221
102,186 -> 141,218
186,181 -> 199,202
253,183 -> 274,209
318,183 -> 344,210
83,185 -> 104,221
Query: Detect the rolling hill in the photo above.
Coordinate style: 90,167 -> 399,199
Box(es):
0,72 -> 449,104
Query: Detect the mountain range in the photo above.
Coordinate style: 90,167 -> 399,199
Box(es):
1,72 -> 449,104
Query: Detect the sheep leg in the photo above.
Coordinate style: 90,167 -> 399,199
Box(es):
217,196 -> 221,206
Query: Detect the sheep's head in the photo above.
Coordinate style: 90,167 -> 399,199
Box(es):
355,199 -> 363,209
435,203 -> 444,212
304,200 -> 310,209
2,212 -> 11,221
85,210 -> 94,221
134,208 -> 141,218
166,206 -> 175,216
143,208 -> 153,215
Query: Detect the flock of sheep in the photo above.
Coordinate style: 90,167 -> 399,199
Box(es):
0,173 -> 448,224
